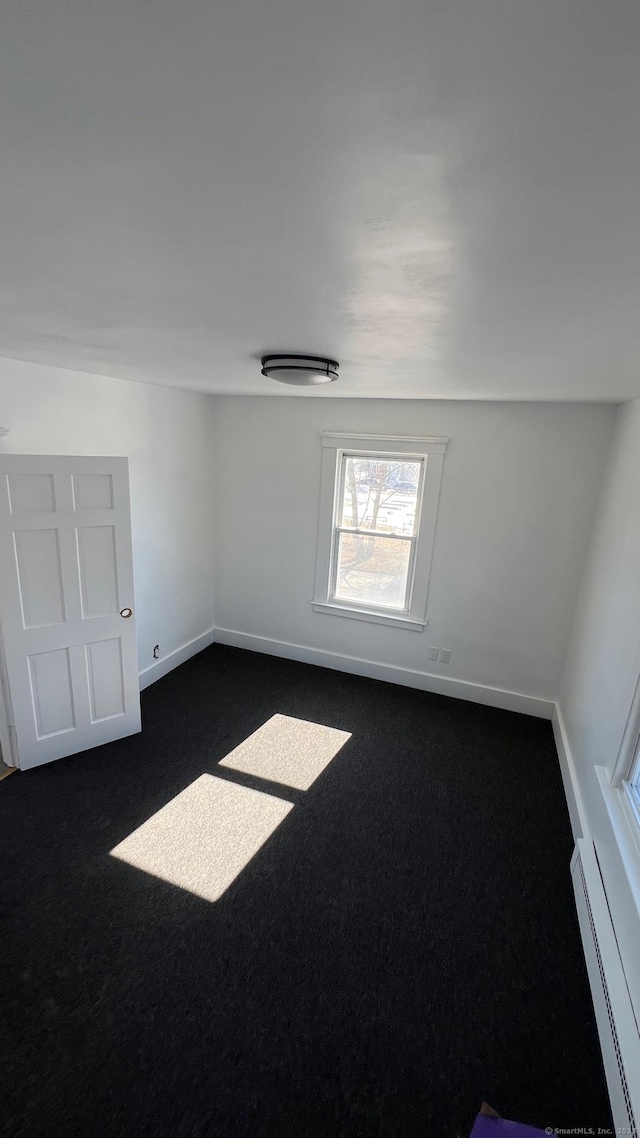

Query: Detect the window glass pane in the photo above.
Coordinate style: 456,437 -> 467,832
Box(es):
339,456 -> 422,535
334,532 -> 411,609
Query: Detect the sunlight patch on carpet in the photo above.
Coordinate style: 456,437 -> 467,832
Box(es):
218,713 -> 351,790
110,773 -> 293,902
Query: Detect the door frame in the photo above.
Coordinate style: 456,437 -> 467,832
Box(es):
0,623 -> 17,768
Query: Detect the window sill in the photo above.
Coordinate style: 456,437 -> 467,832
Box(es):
311,601 -> 426,631
596,765 -> 640,924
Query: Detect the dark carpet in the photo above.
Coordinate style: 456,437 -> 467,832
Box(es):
0,645 -> 610,1138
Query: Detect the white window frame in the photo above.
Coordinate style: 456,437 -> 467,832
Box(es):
621,726 -> 640,831
596,674 -> 640,923
627,750 -> 640,828
610,668 -> 640,832
312,433 -> 449,631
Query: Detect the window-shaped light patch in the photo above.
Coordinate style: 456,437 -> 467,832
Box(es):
219,713 -> 351,791
110,716 -> 351,901
110,774 -> 293,903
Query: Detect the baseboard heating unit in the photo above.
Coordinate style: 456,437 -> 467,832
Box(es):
571,839 -> 640,1135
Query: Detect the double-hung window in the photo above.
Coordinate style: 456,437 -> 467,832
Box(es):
312,434 -> 448,630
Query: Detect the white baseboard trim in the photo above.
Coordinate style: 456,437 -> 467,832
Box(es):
213,628 -> 554,719
552,703 -> 589,840
139,628 -> 216,691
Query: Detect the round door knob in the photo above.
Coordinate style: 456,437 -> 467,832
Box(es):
120,607 -> 133,618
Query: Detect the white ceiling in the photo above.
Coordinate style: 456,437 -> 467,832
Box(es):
2,1 -> 639,400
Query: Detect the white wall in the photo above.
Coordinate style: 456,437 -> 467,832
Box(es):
558,398 -> 640,1020
0,358 -> 216,684
560,399 -> 640,784
213,397 -> 614,714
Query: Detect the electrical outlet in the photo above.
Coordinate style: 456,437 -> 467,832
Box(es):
428,646 -> 439,661
153,645 -> 160,659
439,648 -> 452,663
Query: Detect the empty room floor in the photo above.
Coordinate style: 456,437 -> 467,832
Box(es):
1,645 -> 610,1137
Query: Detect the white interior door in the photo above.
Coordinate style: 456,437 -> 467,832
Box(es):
0,455 -> 141,769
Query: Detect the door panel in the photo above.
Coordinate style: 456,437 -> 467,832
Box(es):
86,638 -> 125,722
28,648 -> 75,738
14,528 -> 66,627
72,472 -> 114,511
76,526 -> 119,617
8,473 -> 56,513
0,456 -> 141,768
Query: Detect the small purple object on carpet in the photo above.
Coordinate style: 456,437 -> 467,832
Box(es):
469,1103 -> 549,1137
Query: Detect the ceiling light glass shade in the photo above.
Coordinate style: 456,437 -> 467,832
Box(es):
261,355 -> 339,385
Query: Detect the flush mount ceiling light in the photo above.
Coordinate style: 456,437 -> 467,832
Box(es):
261,354 -> 339,386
